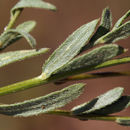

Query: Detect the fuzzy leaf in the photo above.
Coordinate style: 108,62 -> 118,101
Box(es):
0,48 -> 49,68
72,87 -> 124,115
116,117 -> 130,126
80,7 -> 112,51
0,21 -> 36,50
113,10 -> 130,30
95,21 -> 130,44
0,83 -> 85,117
88,96 -> 130,115
42,19 -> 99,78
16,21 -> 36,32
53,44 -> 124,76
9,29 -> 36,48
11,0 -> 56,16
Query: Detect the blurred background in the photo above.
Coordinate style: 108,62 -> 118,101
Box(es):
0,0 -> 130,130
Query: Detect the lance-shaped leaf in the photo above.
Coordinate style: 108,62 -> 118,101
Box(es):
0,48 -> 49,68
95,21 -> 130,44
10,29 -> 36,48
42,19 -> 99,78
53,44 -> 124,76
113,10 -> 130,30
0,83 -> 85,117
16,21 -> 36,32
80,7 -> 112,52
87,96 -> 130,115
116,117 -> 130,126
72,87 -> 124,115
0,21 -> 36,50
11,0 -> 56,16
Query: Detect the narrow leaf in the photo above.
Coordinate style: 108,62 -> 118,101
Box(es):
80,7 -> 112,51
0,48 -> 49,68
42,19 -> 99,78
95,21 -> 130,44
72,87 -> 124,115
0,21 -> 36,50
9,29 -> 36,48
89,96 -> 130,115
0,83 -> 85,117
11,0 -> 56,16
16,21 -> 36,32
113,10 -> 130,30
116,117 -> 130,126
53,44 -> 124,76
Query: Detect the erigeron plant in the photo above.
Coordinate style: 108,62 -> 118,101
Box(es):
0,0 -> 130,127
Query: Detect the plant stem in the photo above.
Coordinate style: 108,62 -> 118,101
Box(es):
5,9 -> 23,31
47,110 -> 130,122
0,75 -> 49,96
67,71 -> 130,80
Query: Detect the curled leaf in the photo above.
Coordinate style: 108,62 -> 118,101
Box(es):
11,0 -> 56,16
95,21 -> 130,44
9,29 -> 36,48
53,44 -> 124,76
0,21 -> 36,50
72,87 -> 124,115
0,83 -> 85,117
42,19 -> 99,78
0,48 -> 49,68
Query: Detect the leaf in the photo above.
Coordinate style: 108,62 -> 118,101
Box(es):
53,44 -> 124,76
95,21 -> 130,44
0,48 -> 49,68
88,96 -> 130,115
16,21 -> 36,32
113,10 -> 130,30
11,0 -> 56,16
79,7 -> 112,52
116,117 -> 130,126
9,29 -> 36,48
0,21 -> 36,50
72,87 -> 124,115
0,83 -> 85,117
42,19 -> 99,78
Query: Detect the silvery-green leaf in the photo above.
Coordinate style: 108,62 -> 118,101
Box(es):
89,96 -> 130,115
16,21 -> 36,32
116,117 -> 130,126
42,19 -> 99,78
80,7 -> 112,51
0,83 -> 85,117
11,0 -> 56,16
53,44 -> 124,76
10,29 -> 36,48
113,10 -> 130,30
0,48 -> 49,68
95,21 -> 130,44
72,87 -> 124,115
0,21 -> 36,50
0,29 -> 36,48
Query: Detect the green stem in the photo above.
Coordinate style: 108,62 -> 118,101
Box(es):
0,75 -> 49,96
47,110 -> 130,122
5,9 -> 23,31
67,71 -> 130,80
